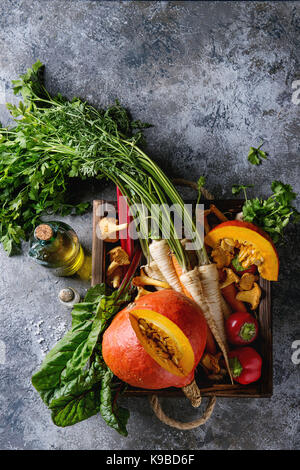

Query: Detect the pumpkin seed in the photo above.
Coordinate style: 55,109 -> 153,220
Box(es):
137,318 -> 182,369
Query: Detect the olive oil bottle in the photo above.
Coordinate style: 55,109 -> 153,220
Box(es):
28,221 -> 85,276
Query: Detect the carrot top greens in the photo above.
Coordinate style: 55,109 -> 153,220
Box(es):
0,61 -> 207,267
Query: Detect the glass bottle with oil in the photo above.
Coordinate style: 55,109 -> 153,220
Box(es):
28,221 -> 85,276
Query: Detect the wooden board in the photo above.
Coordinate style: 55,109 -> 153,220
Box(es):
92,199 -> 272,398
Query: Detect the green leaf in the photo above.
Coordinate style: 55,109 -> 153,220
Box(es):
100,369 -> 130,437
197,176 -> 206,191
231,255 -> 246,272
232,184 -> 254,196
49,357 -> 106,427
1,235 -> 13,255
32,60 -> 44,73
32,284 -> 131,435
247,144 -> 268,165
241,180 -> 299,243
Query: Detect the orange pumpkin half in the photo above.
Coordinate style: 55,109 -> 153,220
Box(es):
204,220 -> 279,281
102,290 -> 207,389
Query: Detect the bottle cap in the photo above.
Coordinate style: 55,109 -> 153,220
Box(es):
35,224 -> 54,241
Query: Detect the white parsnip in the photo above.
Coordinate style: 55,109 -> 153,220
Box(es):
180,266 -> 232,382
198,264 -> 227,346
149,240 -> 184,293
143,261 -> 168,291
143,261 -> 168,283
197,264 -> 232,381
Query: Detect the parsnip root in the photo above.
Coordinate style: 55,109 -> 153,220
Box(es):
180,266 -> 233,382
149,240 -> 184,293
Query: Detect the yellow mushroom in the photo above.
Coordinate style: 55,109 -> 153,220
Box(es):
219,267 -> 240,289
236,282 -> 261,310
132,269 -> 170,289
238,272 -> 257,291
220,238 -> 236,253
107,266 -> 123,289
106,246 -> 130,278
211,246 -> 233,269
200,352 -> 222,374
134,286 -> 151,300
98,217 -> 128,243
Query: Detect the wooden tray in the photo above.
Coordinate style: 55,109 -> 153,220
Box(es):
92,199 -> 272,398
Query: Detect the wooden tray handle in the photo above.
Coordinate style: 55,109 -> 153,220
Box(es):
149,180 -> 216,429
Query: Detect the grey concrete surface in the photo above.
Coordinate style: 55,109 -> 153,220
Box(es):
0,0 -> 299,450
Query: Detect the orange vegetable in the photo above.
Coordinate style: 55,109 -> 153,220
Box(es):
102,290 -> 207,389
171,254 -> 194,298
221,283 -> 248,313
205,220 -> 279,281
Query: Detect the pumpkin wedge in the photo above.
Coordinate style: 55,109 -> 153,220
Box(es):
204,220 -> 279,281
102,290 -> 207,389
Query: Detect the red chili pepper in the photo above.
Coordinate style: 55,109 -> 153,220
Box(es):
225,312 -> 259,345
228,347 -> 262,385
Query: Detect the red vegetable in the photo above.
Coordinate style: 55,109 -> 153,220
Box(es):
116,186 -> 134,260
225,312 -> 258,345
228,347 -> 262,384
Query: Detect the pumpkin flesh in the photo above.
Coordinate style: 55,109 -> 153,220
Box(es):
130,309 -> 195,377
205,221 -> 279,281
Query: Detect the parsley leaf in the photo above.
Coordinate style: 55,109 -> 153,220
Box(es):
232,184 -> 254,197
248,144 -> 268,165
242,181 -> 299,243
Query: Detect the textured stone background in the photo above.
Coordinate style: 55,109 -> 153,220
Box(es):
0,0 -> 299,450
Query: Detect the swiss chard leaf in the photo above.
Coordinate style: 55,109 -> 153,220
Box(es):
32,284 -> 131,434
100,369 -> 130,437
49,356 -> 106,427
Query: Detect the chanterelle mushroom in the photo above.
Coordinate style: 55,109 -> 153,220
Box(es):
211,246 -> 233,269
98,217 -> 128,243
107,265 -> 123,289
106,246 -> 130,277
239,272 -> 257,291
201,352 -> 222,374
134,286 -> 151,300
236,282 -> 261,310
220,267 -> 240,289
132,269 -> 170,289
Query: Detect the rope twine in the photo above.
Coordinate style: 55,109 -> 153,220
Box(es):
149,179 -> 216,429
149,393 -> 216,430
